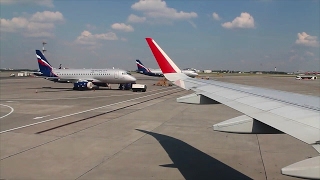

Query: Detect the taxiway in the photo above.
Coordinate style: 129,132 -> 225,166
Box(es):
0,73 -> 318,180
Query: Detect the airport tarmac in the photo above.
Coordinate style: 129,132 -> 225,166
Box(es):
0,73 -> 319,180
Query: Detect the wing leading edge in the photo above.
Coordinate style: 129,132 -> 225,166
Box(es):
145,37 -> 320,179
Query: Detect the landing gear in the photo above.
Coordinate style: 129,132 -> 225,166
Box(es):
119,83 -> 132,90
73,82 -> 89,91
93,86 -> 99,90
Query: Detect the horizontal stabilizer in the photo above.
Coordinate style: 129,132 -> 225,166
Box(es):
281,156 -> 320,179
177,93 -> 219,104
213,115 -> 281,134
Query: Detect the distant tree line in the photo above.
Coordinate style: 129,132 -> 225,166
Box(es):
209,70 -> 289,74
0,69 -> 38,71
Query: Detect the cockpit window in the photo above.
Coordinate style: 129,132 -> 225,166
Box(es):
121,72 -> 130,75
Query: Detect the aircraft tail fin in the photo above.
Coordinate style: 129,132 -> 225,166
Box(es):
36,50 -> 53,77
145,38 -> 188,81
136,59 -> 151,73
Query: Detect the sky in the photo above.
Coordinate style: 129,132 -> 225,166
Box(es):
0,0 -> 319,72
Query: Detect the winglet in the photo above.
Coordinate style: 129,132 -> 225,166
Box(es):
145,38 -> 181,74
145,38 -> 189,85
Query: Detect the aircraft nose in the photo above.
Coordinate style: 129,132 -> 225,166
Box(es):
129,75 -> 137,82
191,72 -> 198,76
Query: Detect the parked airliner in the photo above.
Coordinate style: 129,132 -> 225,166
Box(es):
36,50 -> 136,90
136,59 -> 198,78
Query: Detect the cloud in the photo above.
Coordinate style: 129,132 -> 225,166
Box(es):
127,14 -> 146,23
131,0 -> 197,21
30,11 -> 64,22
0,17 -> 29,32
212,12 -> 220,21
295,32 -> 319,47
222,12 -> 255,29
0,11 -> 64,37
305,51 -> 314,57
121,37 -> 128,41
0,0 -> 54,7
289,54 -> 299,63
75,30 -> 118,45
111,23 -> 134,32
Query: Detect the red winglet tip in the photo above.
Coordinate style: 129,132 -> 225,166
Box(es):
145,37 -> 177,74
145,38 -> 152,44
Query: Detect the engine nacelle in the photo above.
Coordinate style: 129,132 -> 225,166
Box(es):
73,81 -> 93,90
86,82 -> 93,89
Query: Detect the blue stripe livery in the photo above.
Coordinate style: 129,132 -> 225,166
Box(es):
36,50 -> 57,77
136,59 -> 163,77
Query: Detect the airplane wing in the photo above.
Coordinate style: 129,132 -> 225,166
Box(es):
44,77 -> 98,83
145,37 -> 320,179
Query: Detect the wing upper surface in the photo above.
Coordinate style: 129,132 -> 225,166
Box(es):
174,75 -> 320,146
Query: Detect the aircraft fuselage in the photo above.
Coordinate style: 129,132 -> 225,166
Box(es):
51,69 -> 136,84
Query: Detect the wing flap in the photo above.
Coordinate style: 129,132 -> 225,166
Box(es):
198,88 -> 320,145
281,156 -> 320,179
270,106 -> 319,121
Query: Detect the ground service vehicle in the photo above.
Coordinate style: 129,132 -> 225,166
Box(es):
131,84 -> 147,92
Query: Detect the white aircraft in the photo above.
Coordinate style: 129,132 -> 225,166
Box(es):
295,75 -> 317,80
36,50 -> 136,90
136,59 -> 198,78
145,38 -> 320,179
